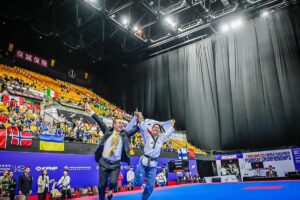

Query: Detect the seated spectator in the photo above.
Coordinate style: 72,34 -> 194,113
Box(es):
193,173 -> 201,183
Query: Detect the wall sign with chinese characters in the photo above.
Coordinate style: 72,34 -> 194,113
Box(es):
15,49 -> 49,68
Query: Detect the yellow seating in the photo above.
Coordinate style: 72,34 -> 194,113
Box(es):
0,64 -> 126,118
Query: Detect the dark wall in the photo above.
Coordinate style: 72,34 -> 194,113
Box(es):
104,7 -> 300,150
197,160 -> 217,178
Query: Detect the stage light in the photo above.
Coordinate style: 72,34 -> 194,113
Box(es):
122,17 -> 129,26
220,24 -> 229,33
230,19 -> 243,29
262,11 -> 269,17
165,17 -> 172,24
170,22 -> 176,28
133,26 -> 138,32
165,17 -> 176,28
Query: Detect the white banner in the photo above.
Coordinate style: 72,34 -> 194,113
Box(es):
241,149 -> 295,178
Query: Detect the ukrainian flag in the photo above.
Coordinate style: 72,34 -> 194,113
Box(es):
40,134 -> 64,151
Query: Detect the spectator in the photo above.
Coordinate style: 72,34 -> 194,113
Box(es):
18,166 -> 33,200
0,170 -> 10,197
193,173 -> 201,183
37,169 -> 52,200
266,165 -> 278,178
8,171 -> 17,200
126,166 -> 135,191
116,172 -> 124,192
220,166 -> 227,176
57,169 -> 71,199
156,172 -> 167,187
161,166 -> 169,183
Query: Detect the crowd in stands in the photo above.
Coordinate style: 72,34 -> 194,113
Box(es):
0,102 -> 102,144
0,64 -> 128,119
0,64 -> 205,154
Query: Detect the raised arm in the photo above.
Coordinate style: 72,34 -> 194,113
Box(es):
125,115 -> 137,133
125,111 -> 142,137
85,103 -> 107,133
138,120 -> 149,142
57,177 -> 63,186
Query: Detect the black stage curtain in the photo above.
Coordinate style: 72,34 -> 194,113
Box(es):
111,7 -> 300,150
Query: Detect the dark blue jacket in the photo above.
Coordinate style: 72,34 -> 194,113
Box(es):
18,174 -> 32,194
93,114 -> 138,164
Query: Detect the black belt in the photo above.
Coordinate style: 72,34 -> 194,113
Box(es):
143,154 -> 157,161
103,158 -> 120,164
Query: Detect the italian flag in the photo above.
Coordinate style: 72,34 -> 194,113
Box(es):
44,89 -> 58,98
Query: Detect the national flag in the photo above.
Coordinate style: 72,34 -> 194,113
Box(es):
99,103 -> 108,111
189,148 -> 195,159
125,118 -> 173,133
0,129 -> 7,149
7,125 -> 19,136
44,89 -> 59,98
178,148 -> 188,160
11,131 -> 33,146
24,98 -> 35,104
40,134 -> 64,151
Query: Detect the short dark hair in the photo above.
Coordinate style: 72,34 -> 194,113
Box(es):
25,166 -> 30,170
64,169 -> 69,173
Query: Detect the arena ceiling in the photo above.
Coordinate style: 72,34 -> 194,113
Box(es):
0,0 -> 297,67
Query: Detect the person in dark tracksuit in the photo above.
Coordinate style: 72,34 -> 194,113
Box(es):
18,166 -> 33,200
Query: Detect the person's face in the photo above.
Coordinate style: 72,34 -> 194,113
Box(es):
3,171 -> 8,177
43,170 -> 47,176
25,168 -> 30,174
113,119 -> 124,132
9,172 -> 13,177
64,171 -> 68,176
152,124 -> 161,137
269,166 -> 272,171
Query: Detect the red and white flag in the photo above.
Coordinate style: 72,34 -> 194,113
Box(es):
0,129 -> 7,149
11,131 -> 33,146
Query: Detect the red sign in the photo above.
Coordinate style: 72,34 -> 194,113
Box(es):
15,49 -> 48,68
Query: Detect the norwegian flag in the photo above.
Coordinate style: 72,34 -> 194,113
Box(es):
11,131 -> 33,146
